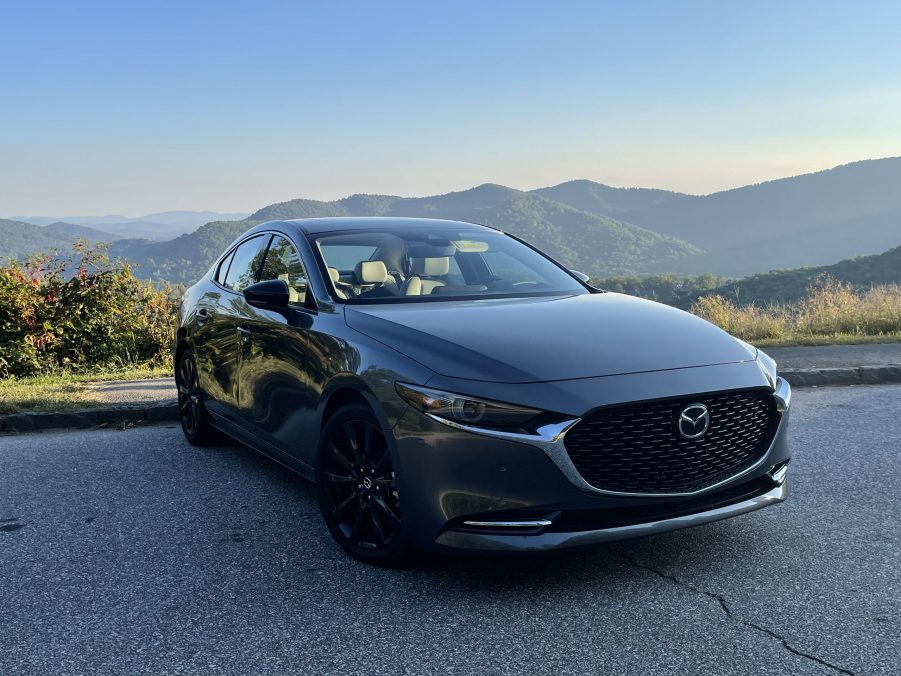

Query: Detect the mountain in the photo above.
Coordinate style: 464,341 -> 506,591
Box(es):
11,211 -> 249,241
0,219 -> 121,259
112,184 -> 702,283
704,244 -> 901,306
530,180 -> 691,217
555,158 -> 901,277
250,183 -> 702,274
43,221 -> 121,242
109,220 -> 258,283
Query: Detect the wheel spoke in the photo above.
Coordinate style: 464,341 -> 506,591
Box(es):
323,471 -> 356,484
368,509 -> 386,546
371,441 -> 391,474
332,492 -> 356,518
181,399 -> 192,412
342,424 -> 363,467
372,495 -> 401,526
328,443 -> 356,475
349,507 -> 366,544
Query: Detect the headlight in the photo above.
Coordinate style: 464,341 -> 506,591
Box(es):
756,348 -> 778,386
395,382 -> 544,432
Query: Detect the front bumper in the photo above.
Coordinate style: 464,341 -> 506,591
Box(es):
435,470 -> 787,551
391,364 -> 792,553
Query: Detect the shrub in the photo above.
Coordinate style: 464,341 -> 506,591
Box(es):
0,242 -> 177,378
691,275 -> 901,342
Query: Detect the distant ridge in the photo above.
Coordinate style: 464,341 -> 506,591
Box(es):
6,157 -> 901,286
706,244 -> 901,305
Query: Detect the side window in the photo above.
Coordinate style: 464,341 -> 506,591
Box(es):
259,235 -> 307,304
224,235 -> 269,292
216,250 -> 235,286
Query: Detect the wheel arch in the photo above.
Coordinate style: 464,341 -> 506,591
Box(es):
318,376 -> 391,432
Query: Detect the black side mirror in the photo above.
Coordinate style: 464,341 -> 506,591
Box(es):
243,279 -> 290,310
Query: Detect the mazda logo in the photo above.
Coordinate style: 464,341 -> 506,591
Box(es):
678,403 -> 710,439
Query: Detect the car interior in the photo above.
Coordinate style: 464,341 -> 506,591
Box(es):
314,230 -> 580,302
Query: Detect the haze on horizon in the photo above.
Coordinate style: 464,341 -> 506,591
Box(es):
2,0 -> 900,217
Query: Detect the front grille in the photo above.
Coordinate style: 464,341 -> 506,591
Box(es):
564,389 -> 780,495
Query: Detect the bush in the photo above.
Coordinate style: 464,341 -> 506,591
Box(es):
691,275 -> 901,342
0,242 -> 177,378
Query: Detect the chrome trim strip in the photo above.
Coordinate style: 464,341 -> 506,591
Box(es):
771,463 -> 788,484
462,519 -> 553,528
425,377 -> 792,499
437,481 -> 787,551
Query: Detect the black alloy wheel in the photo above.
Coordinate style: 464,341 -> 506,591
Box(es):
317,404 -> 409,564
176,349 -> 220,445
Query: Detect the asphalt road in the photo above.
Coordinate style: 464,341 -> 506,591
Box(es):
1,386 -> 899,675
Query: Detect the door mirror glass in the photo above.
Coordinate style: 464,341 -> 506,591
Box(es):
243,279 -> 290,310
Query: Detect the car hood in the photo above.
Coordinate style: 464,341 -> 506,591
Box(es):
345,293 -> 756,384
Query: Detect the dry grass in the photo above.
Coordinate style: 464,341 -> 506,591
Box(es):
0,366 -> 170,415
691,277 -> 901,344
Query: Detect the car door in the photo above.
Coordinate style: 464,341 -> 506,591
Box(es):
200,234 -> 271,419
236,234 -> 319,457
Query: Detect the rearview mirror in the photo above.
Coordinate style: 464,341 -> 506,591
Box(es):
243,279 -> 290,310
570,270 -> 591,283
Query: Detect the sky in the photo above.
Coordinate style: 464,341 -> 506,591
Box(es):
2,0 -> 901,216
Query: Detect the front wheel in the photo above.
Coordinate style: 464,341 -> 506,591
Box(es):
316,404 -> 411,566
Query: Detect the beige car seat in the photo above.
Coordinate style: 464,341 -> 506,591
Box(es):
402,257 -> 449,295
278,273 -> 301,303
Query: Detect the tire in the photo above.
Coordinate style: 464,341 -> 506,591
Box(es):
316,403 -> 412,566
175,349 -> 222,446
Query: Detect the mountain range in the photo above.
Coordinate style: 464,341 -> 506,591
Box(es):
11,210 -> 248,241
3,157 -> 900,288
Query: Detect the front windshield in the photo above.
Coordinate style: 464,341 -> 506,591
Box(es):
311,227 -> 589,303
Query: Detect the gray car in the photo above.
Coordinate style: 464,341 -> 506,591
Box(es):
175,217 -> 791,565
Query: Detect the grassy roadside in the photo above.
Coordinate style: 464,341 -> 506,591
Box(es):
753,333 -> 901,348
0,366 -> 171,415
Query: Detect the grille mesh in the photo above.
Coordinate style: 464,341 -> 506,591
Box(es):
564,389 -> 779,494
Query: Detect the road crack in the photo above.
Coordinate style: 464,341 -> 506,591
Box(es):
615,550 -> 857,675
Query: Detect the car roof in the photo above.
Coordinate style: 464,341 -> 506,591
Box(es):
274,217 -> 500,235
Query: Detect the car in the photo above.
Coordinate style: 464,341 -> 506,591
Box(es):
175,217 -> 791,565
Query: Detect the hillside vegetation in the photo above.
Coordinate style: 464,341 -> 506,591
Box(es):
112,185 -> 701,283
0,218 -> 119,259
705,245 -> 901,305
0,243 -> 176,378
5,157 -> 901,285
692,278 -> 901,344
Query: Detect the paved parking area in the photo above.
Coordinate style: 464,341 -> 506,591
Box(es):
1,385 -> 899,674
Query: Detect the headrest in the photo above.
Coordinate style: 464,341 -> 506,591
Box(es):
412,257 -> 450,276
354,260 -> 388,284
327,267 -> 341,283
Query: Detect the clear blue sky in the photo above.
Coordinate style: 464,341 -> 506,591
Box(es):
2,0 -> 900,216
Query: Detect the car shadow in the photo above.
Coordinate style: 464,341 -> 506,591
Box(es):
202,430 -> 777,593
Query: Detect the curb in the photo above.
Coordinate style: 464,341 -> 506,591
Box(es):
1,401 -> 178,434
781,363 -> 901,388
3,364 -> 901,434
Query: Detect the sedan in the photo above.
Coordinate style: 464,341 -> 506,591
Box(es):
175,217 -> 791,565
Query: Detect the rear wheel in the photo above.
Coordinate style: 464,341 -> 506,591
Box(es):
176,349 -> 221,446
316,404 -> 411,565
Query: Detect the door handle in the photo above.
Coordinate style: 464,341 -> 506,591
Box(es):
236,325 -> 252,337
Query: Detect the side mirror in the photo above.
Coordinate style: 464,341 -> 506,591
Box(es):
243,279 -> 290,310
570,270 -> 591,283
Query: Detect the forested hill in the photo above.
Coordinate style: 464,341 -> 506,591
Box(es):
0,219 -> 119,259
542,158 -> 901,276
703,244 -> 901,305
110,184 -> 701,284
